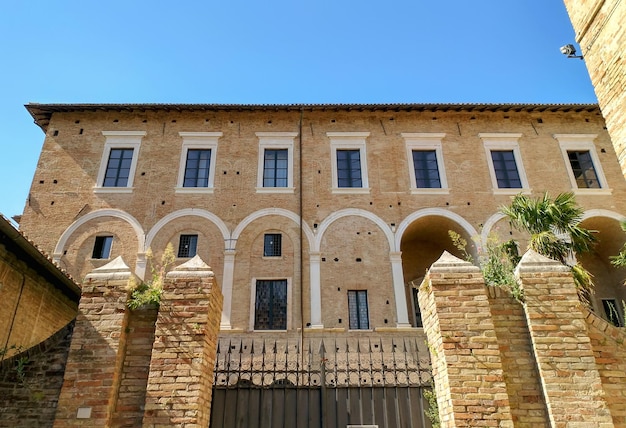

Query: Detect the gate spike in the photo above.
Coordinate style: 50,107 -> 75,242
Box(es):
285,340 -> 290,355
318,339 -> 326,356
402,337 -> 409,353
356,340 -> 362,353
216,340 -> 222,355
262,339 -> 267,354
227,339 -> 233,354
238,340 -> 244,354
250,340 -> 255,355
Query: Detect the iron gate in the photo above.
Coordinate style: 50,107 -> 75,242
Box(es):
211,336 -> 432,428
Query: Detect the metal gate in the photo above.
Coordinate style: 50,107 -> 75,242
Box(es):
211,336 -> 432,428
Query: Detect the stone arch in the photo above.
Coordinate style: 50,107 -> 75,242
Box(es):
54,209 -> 145,258
315,208 -> 394,252
232,208 -> 314,253
145,208 -> 230,251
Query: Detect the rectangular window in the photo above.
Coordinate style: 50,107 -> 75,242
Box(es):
412,150 -> 441,188
602,299 -> 624,327
103,148 -> 134,187
178,234 -> 198,258
568,151 -> 601,189
348,290 -> 369,330
337,149 -> 363,188
254,279 -> 288,330
263,233 -> 282,257
92,236 -> 113,259
490,150 -> 522,188
183,149 -> 212,187
263,149 -> 289,187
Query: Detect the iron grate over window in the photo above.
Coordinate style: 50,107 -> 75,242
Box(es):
178,234 -> 198,258
263,233 -> 282,257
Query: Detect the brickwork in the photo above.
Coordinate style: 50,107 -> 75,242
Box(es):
0,321 -> 73,428
53,257 -> 133,427
419,252 -> 514,427
516,251 -> 614,426
143,256 -> 223,428
563,0 -> 626,177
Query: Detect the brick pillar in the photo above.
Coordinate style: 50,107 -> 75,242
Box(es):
143,255 -> 223,428
53,256 -> 133,427
418,251 -> 514,428
516,250 -> 614,427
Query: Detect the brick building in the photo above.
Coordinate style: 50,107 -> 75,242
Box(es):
11,102 -> 626,426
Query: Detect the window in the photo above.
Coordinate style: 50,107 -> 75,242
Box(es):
176,132 -> 221,193
403,133 -> 448,193
602,299 -> 624,327
480,133 -> 529,193
254,279 -> 288,330
555,134 -> 609,194
95,131 -> 145,193
348,290 -> 369,330
92,236 -> 113,259
490,150 -> 522,188
183,149 -> 212,187
255,132 -> 296,193
328,132 -> 370,193
263,149 -> 288,187
178,234 -> 198,258
263,233 -> 282,257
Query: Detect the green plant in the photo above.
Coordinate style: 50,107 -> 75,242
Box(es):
423,383 -> 440,428
14,355 -> 29,385
610,220 -> 626,268
127,243 -> 175,310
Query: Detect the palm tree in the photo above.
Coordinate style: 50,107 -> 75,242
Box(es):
610,220 -> 626,268
501,192 -> 596,297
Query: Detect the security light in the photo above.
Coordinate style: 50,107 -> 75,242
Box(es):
560,44 -> 583,60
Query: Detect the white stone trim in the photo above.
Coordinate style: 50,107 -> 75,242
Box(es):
249,277 -> 292,332
220,250 -> 237,330
554,134 -> 611,195
390,251 -> 411,327
309,252 -> 323,328
479,133 -> 530,194
315,208 -> 394,252
402,133 -> 449,194
481,212 -> 508,248
255,132 -> 297,193
327,132 -> 370,193
175,132 -> 222,193
580,209 -> 626,222
95,131 -> 145,192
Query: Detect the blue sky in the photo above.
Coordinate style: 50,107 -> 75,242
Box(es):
0,0 -> 596,221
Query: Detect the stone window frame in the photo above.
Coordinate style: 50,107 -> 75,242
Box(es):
402,133 -> 449,194
554,134 -> 611,195
95,131 -> 146,193
347,289 -> 370,330
480,133 -> 531,195
249,277 -> 292,332
256,132 -> 297,194
328,132 -> 370,194
175,132 -> 222,194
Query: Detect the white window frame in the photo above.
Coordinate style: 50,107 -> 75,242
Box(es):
480,133 -> 530,194
175,132 -> 222,193
95,131 -> 146,193
554,134 -> 610,195
249,277 -> 292,332
256,132 -> 297,193
402,133 -> 448,194
328,132 -> 370,194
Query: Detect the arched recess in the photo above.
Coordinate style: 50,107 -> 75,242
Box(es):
397,208 -> 479,327
54,208 -> 145,258
52,209 -> 144,280
316,208 -> 394,252
145,208 -> 230,251
578,210 -> 626,327
481,212 -> 530,256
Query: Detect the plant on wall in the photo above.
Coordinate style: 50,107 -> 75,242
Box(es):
127,243 -> 175,310
610,220 -> 626,269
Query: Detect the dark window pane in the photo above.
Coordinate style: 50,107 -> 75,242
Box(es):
263,149 -> 289,187
264,233 -> 282,257
103,148 -> 134,187
337,150 -> 362,188
348,290 -> 369,330
412,150 -> 441,188
568,151 -> 601,188
178,234 -> 198,258
183,149 -> 211,187
92,236 -> 113,259
491,150 -> 522,188
255,280 -> 288,330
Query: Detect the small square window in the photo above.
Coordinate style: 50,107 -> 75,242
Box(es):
183,149 -> 212,187
254,279 -> 288,330
263,233 -> 282,257
490,150 -> 522,188
602,299 -> 624,327
348,290 -> 369,330
92,236 -> 113,259
567,151 -> 601,188
178,234 -> 198,258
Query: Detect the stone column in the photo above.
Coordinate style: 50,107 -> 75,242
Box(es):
418,251 -> 514,428
53,256 -> 133,427
219,249 -> 235,330
390,251 -> 411,327
309,251 -> 323,328
516,250 -> 614,427
142,255 -> 223,428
